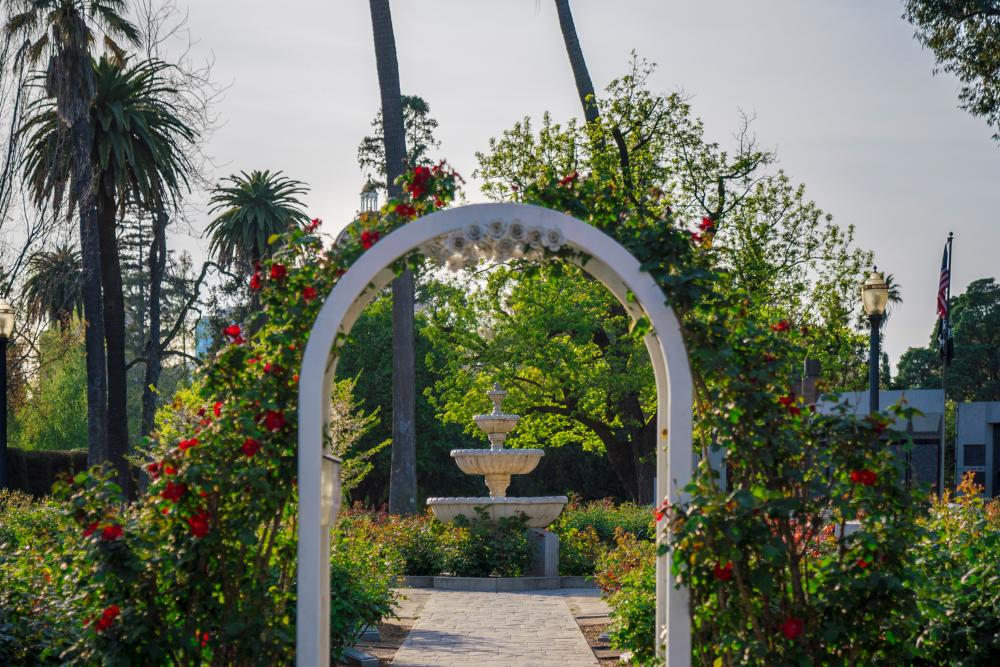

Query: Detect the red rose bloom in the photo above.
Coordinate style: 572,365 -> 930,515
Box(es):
778,394 -> 796,407
856,558 -> 870,568
187,510 -> 210,538
308,217 -> 322,231
101,523 -> 123,541
242,437 -> 261,458
249,272 -> 261,290
93,604 -> 121,632
780,616 -> 804,640
83,521 -> 99,537
146,462 -> 161,479
163,463 -> 177,476
178,437 -> 199,452
224,324 -> 244,344
263,410 -> 286,432
360,229 -> 381,249
788,405 -> 802,416
690,231 -> 703,243
653,499 -> 670,522
302,286 -> 318,302
713,561 -> 734,581
850,469 -> 877,486
213,402 -> 223,418
409,165 -> 431,199
161,481 -> 186,503
771,320 -> 790,332
699,216 -> 715,231
270,263 -> 287,281
394,203 -> 416,219
558,170 -> 578,186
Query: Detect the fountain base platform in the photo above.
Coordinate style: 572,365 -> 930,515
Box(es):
425,496 -> 568,529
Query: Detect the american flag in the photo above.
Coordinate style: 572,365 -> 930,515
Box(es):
936,238 -> 954,362
936,244 -> 950,319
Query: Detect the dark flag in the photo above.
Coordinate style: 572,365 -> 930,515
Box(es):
935,240 -> 954,362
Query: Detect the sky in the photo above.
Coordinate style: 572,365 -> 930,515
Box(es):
171,0 -> 1000,369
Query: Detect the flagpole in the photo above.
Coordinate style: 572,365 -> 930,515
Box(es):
939,231 -> 953,497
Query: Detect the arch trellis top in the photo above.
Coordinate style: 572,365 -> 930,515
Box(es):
296,202 -> 694,666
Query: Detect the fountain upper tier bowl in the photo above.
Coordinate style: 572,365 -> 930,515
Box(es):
425,496 -> 568,529
450,448 -> 544,476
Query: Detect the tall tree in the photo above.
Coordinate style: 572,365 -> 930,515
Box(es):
903,0 -> 1000,142
368,0 -> 416,515
554,0 -> 598,125
22,243 -> 82,331
21,56 -> 196,490
6,0 -> 139,468
357,94 -> 440,192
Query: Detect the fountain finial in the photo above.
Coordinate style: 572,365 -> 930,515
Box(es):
486,382 -> 507,415
473,383 -> 519,451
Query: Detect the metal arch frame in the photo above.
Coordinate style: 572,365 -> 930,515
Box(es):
296,202 -> 693,666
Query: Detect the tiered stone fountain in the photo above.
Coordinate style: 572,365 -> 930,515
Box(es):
426,384 -> 568,578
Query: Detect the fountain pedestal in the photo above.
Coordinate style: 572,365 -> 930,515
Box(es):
426,384 -> 568,545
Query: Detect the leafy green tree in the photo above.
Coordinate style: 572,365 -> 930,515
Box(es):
6,0 -> 139,469
425,263 -> 657,502
11,329 -> 87,451
206,169 -> 310,275
21,243 -> 81,332
895,278 -> 1000,400
357,94 -> 440,192
21,55 -> 198,491
903,0 -> 1000,141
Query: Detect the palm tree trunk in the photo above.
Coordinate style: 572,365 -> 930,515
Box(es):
554,0 -> 599,124
70,118 -> 108,468
369,0 -> 417,515
97,190 -> 131,495
141,207 -> 168,437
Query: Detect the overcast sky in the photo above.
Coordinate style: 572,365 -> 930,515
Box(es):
173,0 -> 1000,369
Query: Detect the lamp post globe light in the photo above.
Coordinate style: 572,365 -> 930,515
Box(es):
0,297 -> 14,490
862,269 -> 889,415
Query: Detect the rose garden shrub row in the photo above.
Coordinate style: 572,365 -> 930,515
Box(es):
595,476 -> 1000,666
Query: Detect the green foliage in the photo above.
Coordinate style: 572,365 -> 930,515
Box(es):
451,507 -> 532,578
0,489 -> 61,549
903,0 -> 1000,141
338,509 -> 454,577
21,244 -> 83,330
358,94 -> 441,190
555,497 -> 654,544
907,474 -> 1000,664
329,528 -> 401,661
607,558 -> 657,665
12,329 -> 88,451
556,525 -> 605,576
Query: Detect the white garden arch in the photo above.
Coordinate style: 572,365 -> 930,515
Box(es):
296,202 -> 693,666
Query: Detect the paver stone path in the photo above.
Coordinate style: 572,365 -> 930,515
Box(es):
391,589 -> 601,666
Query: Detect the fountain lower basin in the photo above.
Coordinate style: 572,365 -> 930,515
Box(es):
426,496 -> 568,529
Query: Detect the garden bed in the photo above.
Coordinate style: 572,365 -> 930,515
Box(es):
401,575 -> 596,591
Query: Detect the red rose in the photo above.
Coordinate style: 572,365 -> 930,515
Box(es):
771,320 -> 790,332
361,229 -> 381,249
653,499 -> 670,522
249,272 -> 261,290
778,394 -> 796,407
213,402 -> 223,418
690,231 -> 703,243
394,203 -> 416,219
247,357 -> 259,366
187,510 -> 210,538
699,216 -> 715,231
713,561 -> 734,581
780,616 -> 804,640
82,522 -> 99,537
178,438 -> 199,452
224,324 -> 241,339
270,264 -> 287,281
302,286 -> 318,302
856,558 -> 870,568
408,165 -> 431,199
163,463 -> 177,476
93,604 -> 120,632
788,405 -> 802,416
161,481 -> 186,503
146,462 -> 161,479
101,523 -> 123,541
434,196 -> 445,209
308,217 -> 322,231
263,410 -> 286,432
558,170 -> 578,186
850,469 -> 877,486
242,437 -> 261,458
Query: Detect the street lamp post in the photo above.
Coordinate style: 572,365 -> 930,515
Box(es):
861,269 -> 889,415
0,298 -> 15,490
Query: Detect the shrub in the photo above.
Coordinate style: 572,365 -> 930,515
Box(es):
338,508 -> 457,576
0,489 -> 62,547
329,529 -> 401,661
450,507 -> 531,577
606,558 -> 656,665
555,497 -> 654,544
594,528 -> 656,595
907,473 -> 1000,665
558,525 -> 605,576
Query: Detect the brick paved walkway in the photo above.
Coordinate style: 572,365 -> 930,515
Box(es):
390,589 -> 601,666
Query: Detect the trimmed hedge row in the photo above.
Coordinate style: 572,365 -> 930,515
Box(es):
4,448 -> 88,497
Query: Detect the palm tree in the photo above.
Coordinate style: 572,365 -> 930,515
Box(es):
21,56 -> 196,491
205,169 -> 310,274
6,0 -> 139,468
554,0 -> 598,124
22,244 -> 82,331
369,0 -> 417,515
